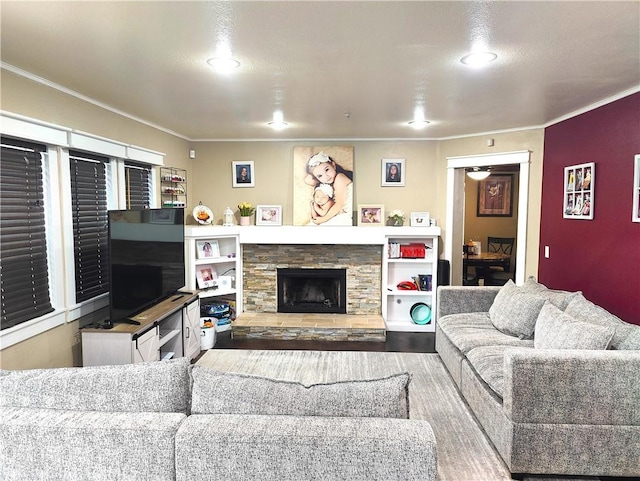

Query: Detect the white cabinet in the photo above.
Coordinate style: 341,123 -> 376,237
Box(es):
382,228 -> 440,332
82,293 -> 199,366
185,226 -> 241,332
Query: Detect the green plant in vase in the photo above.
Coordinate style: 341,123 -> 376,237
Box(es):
238,202 -> 256,226
388,209 -> 405,226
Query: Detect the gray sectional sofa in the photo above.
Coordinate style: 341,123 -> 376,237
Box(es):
436,278 -> 640,479
0,357 -> 437,481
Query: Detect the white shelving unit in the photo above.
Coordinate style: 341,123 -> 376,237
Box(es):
185,226 -> 242,331
382,229 -> 440,332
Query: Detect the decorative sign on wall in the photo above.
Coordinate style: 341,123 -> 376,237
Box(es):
633,154 -> 640,223
477,174 -> 513,217
563,162 -> 594,220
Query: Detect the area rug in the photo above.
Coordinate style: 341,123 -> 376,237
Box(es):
196,350 -> 599,481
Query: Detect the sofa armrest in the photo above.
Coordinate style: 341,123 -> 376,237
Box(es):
176,414 -> 437,481
436,286 -> 501,318
503,349 -> 640,426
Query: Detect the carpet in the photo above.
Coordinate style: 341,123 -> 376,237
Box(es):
196,350 -> 600,481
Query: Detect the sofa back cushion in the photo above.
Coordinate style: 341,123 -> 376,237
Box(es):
190,367 -> 411,419
0,357 -> 191,413
534,302 -> 615,350
489,280 -> 547,339
521,276 -> 580,310
564,293 -> 640,350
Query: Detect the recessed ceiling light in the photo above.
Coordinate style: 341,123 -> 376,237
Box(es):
206,57 -> 240,72
268,110 -> 288,130
408,119 -> 430,129
460,51 -> 497,67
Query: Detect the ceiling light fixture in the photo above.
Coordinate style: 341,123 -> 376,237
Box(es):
268,110 -> 288,130
460,51 -> 497,67
467,167 -> 491,180
206,57 -> 241,73
408,119 -> 430,129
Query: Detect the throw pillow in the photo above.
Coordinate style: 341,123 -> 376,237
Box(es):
522,276 -> 580,310
190,367 -> 411,419
489,280 -> 547,339
564,293 -> 639,350
534,302 -> 615,350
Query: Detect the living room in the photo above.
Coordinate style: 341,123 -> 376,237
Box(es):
1,3 -> 639,479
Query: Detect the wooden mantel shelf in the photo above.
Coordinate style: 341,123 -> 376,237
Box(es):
185,225 -> 441,245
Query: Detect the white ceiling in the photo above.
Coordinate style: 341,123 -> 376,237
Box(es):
1,1 -> 639,141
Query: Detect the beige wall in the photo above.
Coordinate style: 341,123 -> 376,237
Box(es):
0,70 -> 545,369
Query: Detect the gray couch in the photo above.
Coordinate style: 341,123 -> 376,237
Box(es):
436,279 -> 640,479
0,357 -> 436,481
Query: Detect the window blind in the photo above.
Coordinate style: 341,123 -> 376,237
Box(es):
0,137 -> 54,330
125,161 -> 151,209
69,150 -> 109,303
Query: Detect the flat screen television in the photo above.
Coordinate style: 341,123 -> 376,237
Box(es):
108,208 -> 185,324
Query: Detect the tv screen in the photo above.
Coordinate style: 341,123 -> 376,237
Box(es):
108,208 -> 185,322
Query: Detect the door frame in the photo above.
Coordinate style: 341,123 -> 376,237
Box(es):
445,150 -> 531,286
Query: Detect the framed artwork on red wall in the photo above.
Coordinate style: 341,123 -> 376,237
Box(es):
633,154 -> 640,223
563,162 -> 594,220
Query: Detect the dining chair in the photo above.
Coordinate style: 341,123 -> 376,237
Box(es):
484,237 -> 515,286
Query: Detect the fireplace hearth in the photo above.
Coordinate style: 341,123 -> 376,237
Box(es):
277,268 -> 347,314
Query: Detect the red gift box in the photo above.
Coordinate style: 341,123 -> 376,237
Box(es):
400,243 -> 426,259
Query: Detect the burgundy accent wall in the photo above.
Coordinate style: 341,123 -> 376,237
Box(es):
539,92 -> 640,325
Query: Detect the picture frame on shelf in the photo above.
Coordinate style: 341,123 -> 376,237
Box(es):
381,158 -> 405,187
196,240 -> 220,259
196,265 -> 217,289
357,204 -> 384,226
232,161 -> 255,188
633,154 -> 640,222
410,211 -> 430,227
563,161 -> 594,220
256,205 -> 282,226
477,174 -> 514,217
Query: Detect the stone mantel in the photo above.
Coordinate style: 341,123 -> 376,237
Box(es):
185,225 -> 441,245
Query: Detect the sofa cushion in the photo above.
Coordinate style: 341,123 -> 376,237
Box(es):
190,367 -> 411,419
438,314 -> 534,354
489,280 -> 547,339
0,357 -> 191,414
466,345 -> 533,399
564,293 -> 640,350
534,302 -> 615,350
521,276 -> 580,310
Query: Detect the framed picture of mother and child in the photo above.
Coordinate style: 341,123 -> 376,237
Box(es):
292,146 -> 354,226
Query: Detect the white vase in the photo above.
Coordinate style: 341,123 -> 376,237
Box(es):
240,216 -> 251,226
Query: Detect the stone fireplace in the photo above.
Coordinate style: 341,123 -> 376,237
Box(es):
242,244 -> 382,315
277,268 -> 347,314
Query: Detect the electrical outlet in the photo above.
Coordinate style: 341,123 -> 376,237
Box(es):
544,246 -> 550,258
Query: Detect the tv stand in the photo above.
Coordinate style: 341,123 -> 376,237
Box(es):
81,292 -> 200,366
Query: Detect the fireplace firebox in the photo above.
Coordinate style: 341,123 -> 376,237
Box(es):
277,268 -> 347,314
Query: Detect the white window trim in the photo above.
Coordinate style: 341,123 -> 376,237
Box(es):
0,111 -> 164,349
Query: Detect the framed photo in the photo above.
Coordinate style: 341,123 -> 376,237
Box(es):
196,265 -> 217,289
232,161 -> 255,188
196,240 -> 219,259
563,162 -> 594,220
477,174 -> 514,217
256,205 -> 282,226
633,154 -> 640,222
357,204 -> 384,226
381,158 -> 405,187
410,211 -> 430,227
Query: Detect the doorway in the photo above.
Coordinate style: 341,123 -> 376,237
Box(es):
445,151 -> 531,286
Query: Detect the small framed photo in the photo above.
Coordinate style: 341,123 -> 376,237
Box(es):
256,205 -> 282,226
357,204 -> 385,226
381,159 -> 405,187
196,265 -> 217,289
196,240 -> 220,259
410,211 -> 430,227
563,162 -> 594,220
232,161 -> 255,188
